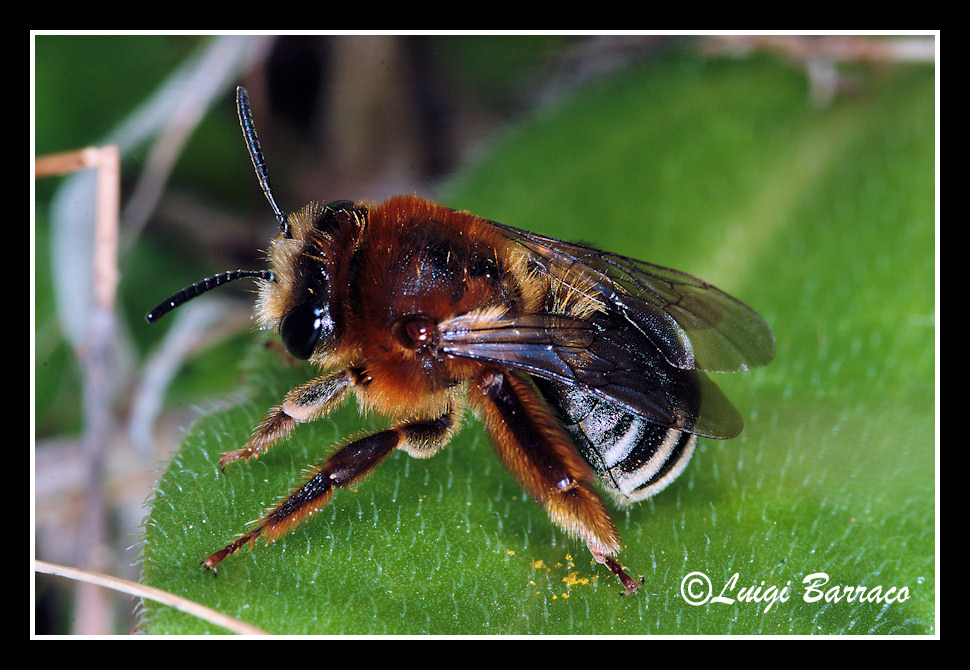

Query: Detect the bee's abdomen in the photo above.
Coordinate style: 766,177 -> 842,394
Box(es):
535,378 -> 698,504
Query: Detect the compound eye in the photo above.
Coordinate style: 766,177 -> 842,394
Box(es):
280,303 -> 334,360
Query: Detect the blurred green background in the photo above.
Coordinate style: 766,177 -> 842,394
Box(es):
34,34 -> 936,635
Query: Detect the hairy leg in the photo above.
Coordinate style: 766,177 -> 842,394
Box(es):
472,369 -> 642,594
202,407 -> 459,573
218,369 -> 355,470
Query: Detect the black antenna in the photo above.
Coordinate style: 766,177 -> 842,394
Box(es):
145,270 -> 274,323
145,87 -> 285,325
236,86 -> 290,237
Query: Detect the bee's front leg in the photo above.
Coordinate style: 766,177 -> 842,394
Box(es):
218,369 -> 355,470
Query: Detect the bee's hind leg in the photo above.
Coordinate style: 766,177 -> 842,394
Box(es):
471,369 -> 641,594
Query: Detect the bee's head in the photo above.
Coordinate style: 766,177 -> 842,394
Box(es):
255,199 -> 366,361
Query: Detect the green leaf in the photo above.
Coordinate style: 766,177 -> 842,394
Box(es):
141,52 -> 935,634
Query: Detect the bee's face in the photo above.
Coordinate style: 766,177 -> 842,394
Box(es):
256,201 -> 361,361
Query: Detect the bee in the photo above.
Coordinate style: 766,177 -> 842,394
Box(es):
147,86 -> 774,594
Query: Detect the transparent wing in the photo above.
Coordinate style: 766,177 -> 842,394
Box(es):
440,311 -> 743,439
439,221 -> 775,439
488,221 -> 775,373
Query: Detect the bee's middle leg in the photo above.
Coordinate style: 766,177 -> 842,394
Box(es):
202,407 -> 459,573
